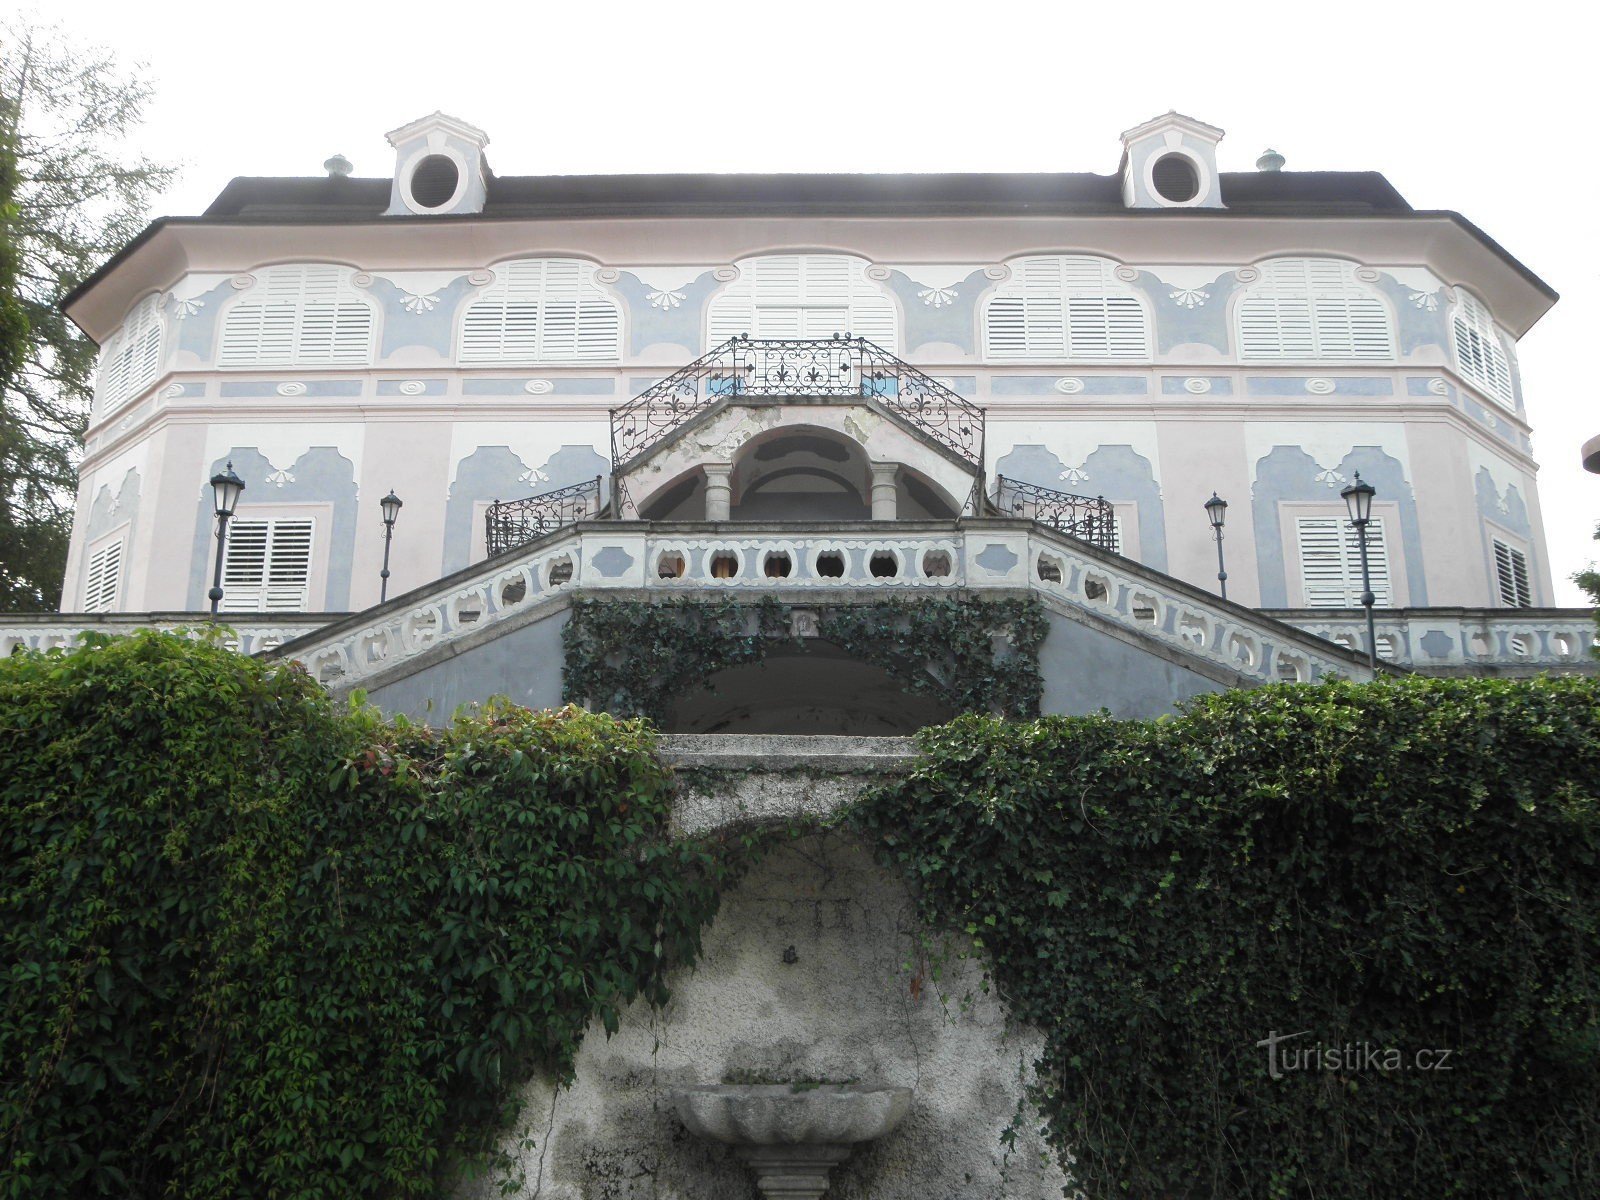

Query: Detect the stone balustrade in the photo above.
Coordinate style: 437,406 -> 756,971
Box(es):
1265,607 -> 1597,674
0,612 -> 339,660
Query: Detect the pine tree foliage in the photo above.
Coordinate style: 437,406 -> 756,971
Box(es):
0,20 -> 174,611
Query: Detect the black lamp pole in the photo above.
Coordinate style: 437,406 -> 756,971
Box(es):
207,461 -> 245,615
379,490 -> 403,602
1340,472 -> 1378,670
1204,492 -> 1228,601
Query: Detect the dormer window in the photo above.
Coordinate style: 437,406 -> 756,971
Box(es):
1120,112 -> 1226,210
384,112 -> 489,217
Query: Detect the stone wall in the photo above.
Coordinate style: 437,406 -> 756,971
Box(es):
461,736 -> 1075,1199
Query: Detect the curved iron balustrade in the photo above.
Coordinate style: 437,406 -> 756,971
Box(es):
485,477 -> 602,556
993,475 -> 1117,552
609,335 -> 984,470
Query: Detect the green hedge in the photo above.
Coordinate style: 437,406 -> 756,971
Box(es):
0,632 -> 738,1198
853,676 -> 1600,1198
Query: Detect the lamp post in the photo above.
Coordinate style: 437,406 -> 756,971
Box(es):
1204,492 -> 1228,601
207,461 -> 246,614
379,490 -> 403,602
1340,472 -> 1378,670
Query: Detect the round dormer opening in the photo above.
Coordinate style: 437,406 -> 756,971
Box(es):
409,154 -> 461,209
1151,153 -> 1199,202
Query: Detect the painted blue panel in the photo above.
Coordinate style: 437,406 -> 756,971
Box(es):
973,543 -> 1019,573
187,447 -> 359,611
171,280 -> 235,362
1138,269 -> 1239,355
370,275 -> 475,358
1161,376 -> 1234,395
996,444 -> 1168,573
591,546 -> 635,578
1250,445 -> 1427,608
443,444 -> 609,575
615,270 -> 723,355
376,379 -> 448,396
991,376 -> 1148,396
885,268 -> 989,354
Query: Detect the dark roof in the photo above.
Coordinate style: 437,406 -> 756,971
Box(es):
200,169 -> 1414,220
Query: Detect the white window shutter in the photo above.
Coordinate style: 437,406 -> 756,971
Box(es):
220,518 -> 315,612
83,540 -> 123,612
93,294 -> 164,415
1296,516 -> 1392,607
707,254 -> 899,352
219,266 -> 374,367
1236,259 -> 1394,362
1492,538 -> 1532,607
1452,291 -> 1515,408
984,257 -> 1149,361
458,259 -> 621,364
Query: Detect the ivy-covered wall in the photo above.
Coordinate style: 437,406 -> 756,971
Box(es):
0,633 -> 744,1199
853,677 -> 1600,1199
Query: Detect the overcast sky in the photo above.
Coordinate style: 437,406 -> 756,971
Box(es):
28,0 -> 1598,603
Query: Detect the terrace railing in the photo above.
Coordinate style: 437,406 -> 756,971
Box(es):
993,475 -> 1117,552
609,335 -> 985,471
484,477 -> 603,556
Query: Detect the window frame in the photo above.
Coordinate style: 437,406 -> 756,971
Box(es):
457,258 -> 624,365
1280,500 -> 1407,609
217,264 -> 378,370
1488,529 -> 1535,608
93,292 -> 165,417
982,255 -> 1152,363
1232,257 -> 1396,364
216,503 -> 331,613
1450,288 -> 1516,410
706,254 -> 900,353
82,528 -> 129,614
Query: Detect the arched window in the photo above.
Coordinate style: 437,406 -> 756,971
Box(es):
1452,289 -> 1514,408
219,264 -> 375,367
707,254 -> 898,350
459,259 -> 621,363
94,293 -> 164,414
1235,258 -> 1393,361
983,256 -> 1150,360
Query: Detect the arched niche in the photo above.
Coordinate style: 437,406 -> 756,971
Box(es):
665,642 -> 954,735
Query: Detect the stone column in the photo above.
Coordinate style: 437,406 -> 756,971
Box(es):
704,463 -> 733,521
869,463 -> 899,521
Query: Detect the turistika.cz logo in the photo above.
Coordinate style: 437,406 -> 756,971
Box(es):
1256,1030 -> 1456,1080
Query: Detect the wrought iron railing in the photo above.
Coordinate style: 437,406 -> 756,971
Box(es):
484,477 -> 602,556
993,476 -> 1118,552
609,335 -> 984,470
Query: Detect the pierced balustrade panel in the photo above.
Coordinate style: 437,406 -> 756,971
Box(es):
993,476 -> 1117,552
485,476 -> 602,556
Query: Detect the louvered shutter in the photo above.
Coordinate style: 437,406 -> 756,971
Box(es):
1492,538 -> 1532,607
1453,292 -> 1514,408
706,255 -> 898,351
94,294 -> 164,414
984,257 -> 1149,360
1236,259 -> 1394,362
220,519 -> 314,612
459,259 -> 620,364
83,540 -> 123,612
1296,516 -> 1392,607
219,266 -> 374,367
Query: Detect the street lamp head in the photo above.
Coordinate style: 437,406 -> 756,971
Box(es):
1341,472 -> 1376,525
210,461 -> 245,518
1204,491 -> 1228,530
380,489 -> 404,526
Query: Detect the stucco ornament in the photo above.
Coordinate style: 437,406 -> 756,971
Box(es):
276,382 -> 308,397
398,380 -> 427,396
917,285 -> 958,307
265,468 -> 296,487
1314,467 -> 1348,488
518,466 -> 550,487
1306,378 -> 1336,395
647,289 -> 687,309
173,297 -> 205,319
1059,464 -> 1089,486
522,379 -> 554,395
1183,377 -> 1212,394
400,291 -> 441,314
1428,378 -> 1450,396
1169,287 -> 1210,308
1054,377 -> 1085,395
1409,290 -> 1440,311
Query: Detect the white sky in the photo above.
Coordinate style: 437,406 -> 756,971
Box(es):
25,0 -> 1600,603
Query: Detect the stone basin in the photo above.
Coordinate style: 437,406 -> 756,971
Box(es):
673,1084 -> 912,1199
674,1083 -> 911,1145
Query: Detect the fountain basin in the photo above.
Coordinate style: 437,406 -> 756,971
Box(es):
673,1083 -> 911,1146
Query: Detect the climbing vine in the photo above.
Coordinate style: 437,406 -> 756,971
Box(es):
851,676 -> 1600,1199
0,632 -> 747,1199
561,594 -> 1045,723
